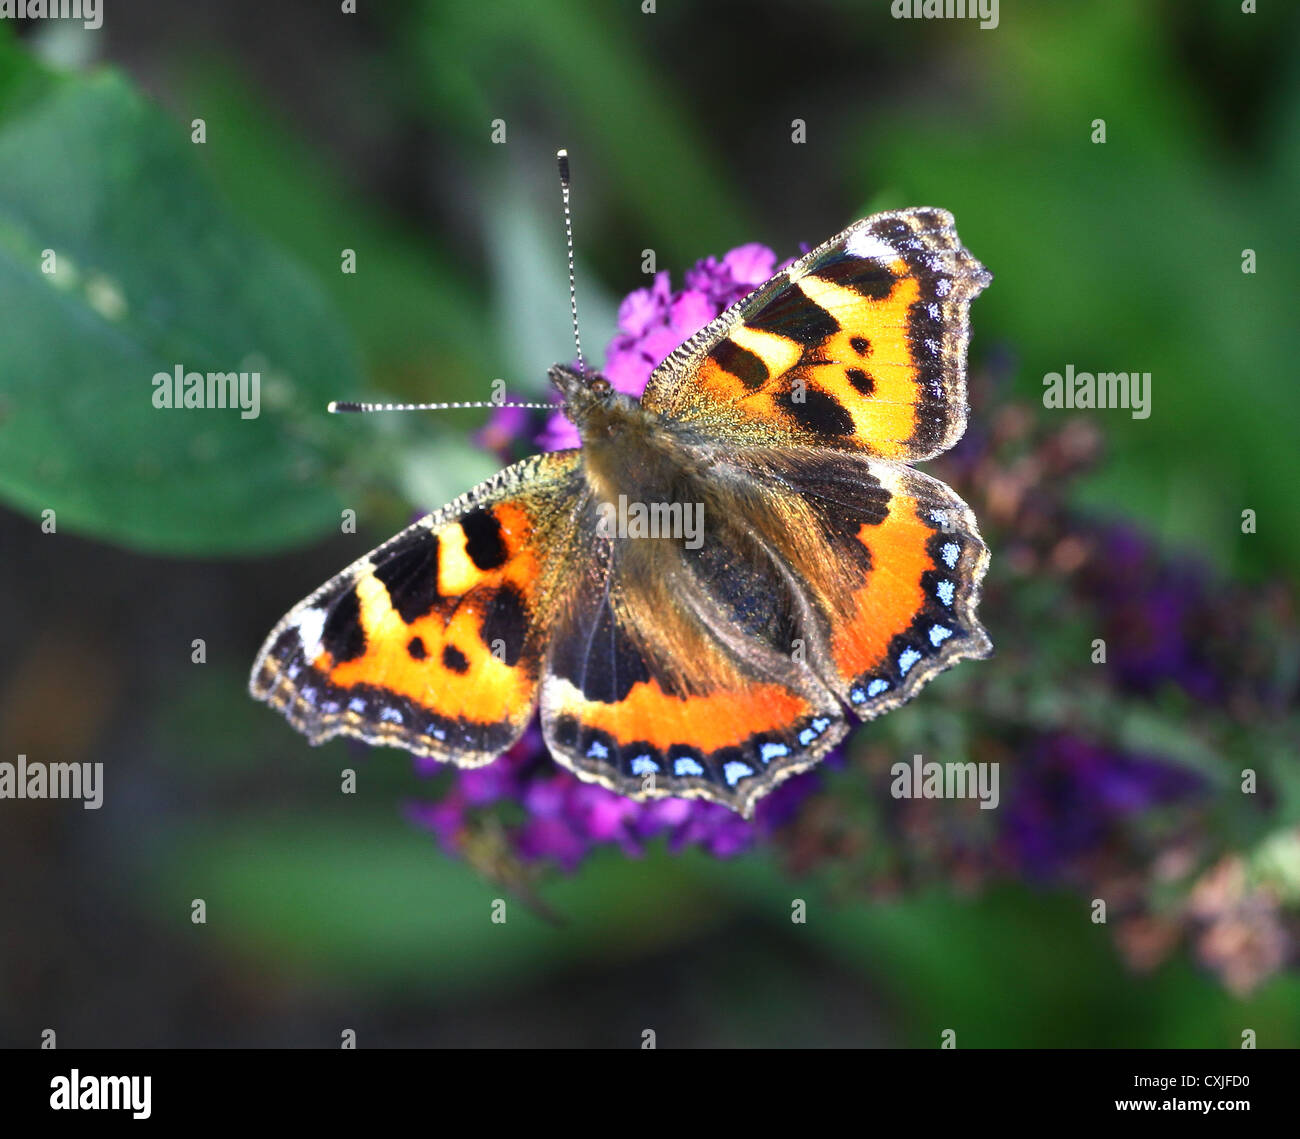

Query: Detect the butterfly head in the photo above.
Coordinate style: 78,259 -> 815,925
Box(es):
549,363 -> 636,435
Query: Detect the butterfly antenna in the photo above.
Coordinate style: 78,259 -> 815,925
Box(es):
557,148 -> 586,374
329,151 -> 588,417
328,400 -> 557,414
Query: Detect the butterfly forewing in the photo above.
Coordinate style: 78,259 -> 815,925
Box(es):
643,208 -> 991,461
249,451 -> 583,764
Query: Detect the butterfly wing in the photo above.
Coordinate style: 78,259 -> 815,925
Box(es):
709,447 -> 991,720
642,208 -> 990,460
250,450 -> 584,764
534,444 -> 988,815
539,503 -> 846,817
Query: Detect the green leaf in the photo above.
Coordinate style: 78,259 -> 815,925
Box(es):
0,61 -> 364,554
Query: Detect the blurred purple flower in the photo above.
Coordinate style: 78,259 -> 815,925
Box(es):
1079,523 -> 1224,703
412,716 -> 826,869
1000,733 -> 1204,880
474,403 -> 537,466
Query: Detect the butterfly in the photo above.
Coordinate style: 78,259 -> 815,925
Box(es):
250,206 -> 992,817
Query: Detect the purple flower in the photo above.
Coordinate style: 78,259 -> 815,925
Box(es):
534,243 -> 780,452
1000,733 -> 1204,880
412,716 -> 826,869
1079,524 -> 1225,703
685,243 -> 778,306
404,797 -> 467,860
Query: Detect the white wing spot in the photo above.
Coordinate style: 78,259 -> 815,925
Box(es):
845,229 -> 901,263
295,606 -> 329,658
723,761 -> 754,787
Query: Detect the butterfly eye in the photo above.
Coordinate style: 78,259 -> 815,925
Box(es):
588,377 -> 611,396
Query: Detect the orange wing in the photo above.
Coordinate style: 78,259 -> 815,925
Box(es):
539,514 -> 846,818
533,447 -> 990,814
249,451 -> 583,764
813,461 -> 991,718
642,208 -> 990,460
711,447 -> 992,721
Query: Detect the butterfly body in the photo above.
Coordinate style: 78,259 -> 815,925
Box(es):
553,369 -> 707,510
251,208 -> 992,816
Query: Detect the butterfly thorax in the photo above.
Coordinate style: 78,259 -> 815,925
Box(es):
549,364 -> 706,511
579,394 -> 704,511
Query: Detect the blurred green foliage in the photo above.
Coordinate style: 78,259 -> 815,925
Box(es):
0,52 -> 359,553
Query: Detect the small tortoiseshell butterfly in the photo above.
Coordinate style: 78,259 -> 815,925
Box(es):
250,193 -> 992,817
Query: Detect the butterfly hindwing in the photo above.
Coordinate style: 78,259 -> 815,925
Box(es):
828,462 -> 991,716
643,208 -> 990,460
249,451 -> 583,764
539,511 -> 846,817
713,447 -> 991,720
